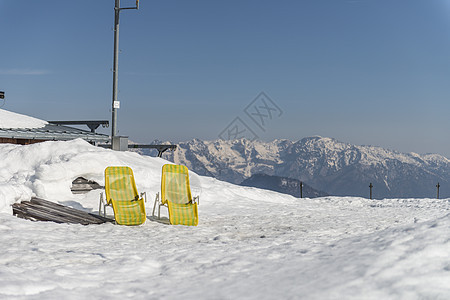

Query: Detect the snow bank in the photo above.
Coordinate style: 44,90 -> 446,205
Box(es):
0,139 -> 449,299
0,139 -> 166,213
0,109 -> 48,129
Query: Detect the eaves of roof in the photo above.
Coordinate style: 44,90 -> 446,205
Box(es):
0,124 -> 110,143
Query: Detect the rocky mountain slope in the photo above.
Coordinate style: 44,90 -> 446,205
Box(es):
139,137 -> 450,198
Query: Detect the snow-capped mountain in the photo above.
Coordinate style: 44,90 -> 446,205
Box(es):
141,136 -> 450,198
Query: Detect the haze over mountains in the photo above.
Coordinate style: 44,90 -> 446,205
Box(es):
142,136 -> 450,199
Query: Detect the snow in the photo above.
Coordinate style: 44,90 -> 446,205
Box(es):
0,139 -> 450,299
0,109 -> 48,129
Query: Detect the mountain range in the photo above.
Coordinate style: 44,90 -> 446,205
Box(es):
137,136 -> 450,198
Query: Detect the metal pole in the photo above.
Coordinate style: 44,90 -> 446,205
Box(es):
436,182 -> 440,199
369,183 -> 373,200
300,181 -> 303,198
111,0 -> 120,138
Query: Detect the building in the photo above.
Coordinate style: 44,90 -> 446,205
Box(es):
0,109 -> 109,145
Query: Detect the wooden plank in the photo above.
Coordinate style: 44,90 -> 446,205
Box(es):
71,177 -> 103,194
13,202 -> 79,224
12,204 -> 39,222
71,187 -> 96,194
30,197 -> 104,222
21,202 -> 86,224
29,198 -> 97,221
88,212 -> 114,223
30,198 -> 111,224
12,198 -> 114,225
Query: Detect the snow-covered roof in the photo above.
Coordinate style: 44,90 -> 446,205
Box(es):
0,123 -> 109,143
0,109 -> 109,143
0,109 -> 48,129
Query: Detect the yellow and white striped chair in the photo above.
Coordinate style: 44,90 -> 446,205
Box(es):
100,166 -> 146,225
153,164 -> 199,226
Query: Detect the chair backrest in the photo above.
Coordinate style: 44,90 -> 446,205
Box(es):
161,164 -> 192,205
105,166 -> 139,203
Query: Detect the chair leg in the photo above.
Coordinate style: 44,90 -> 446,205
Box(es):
152,193 -> 167,220
152,193 -> 159,217
99,193 -> 103,216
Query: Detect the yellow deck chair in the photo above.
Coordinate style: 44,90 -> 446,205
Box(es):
99,166 -> 146,225
153,164 -> 198,226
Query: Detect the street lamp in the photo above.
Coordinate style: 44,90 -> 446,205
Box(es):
111,0 -> 139,144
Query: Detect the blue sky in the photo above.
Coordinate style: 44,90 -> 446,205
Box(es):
2,0 -> 450,156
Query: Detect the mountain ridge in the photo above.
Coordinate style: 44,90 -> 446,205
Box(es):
135,136 -> 450,198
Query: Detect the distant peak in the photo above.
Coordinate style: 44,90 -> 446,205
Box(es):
300,136 -> 338,143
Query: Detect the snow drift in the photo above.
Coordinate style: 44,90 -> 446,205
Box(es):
0,139 -> 449,299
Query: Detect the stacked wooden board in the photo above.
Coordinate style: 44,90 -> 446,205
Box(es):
71,177 -> 103,194
12,197 -> 114,225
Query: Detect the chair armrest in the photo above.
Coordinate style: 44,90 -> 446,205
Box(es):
193,196 -> 199,205
140,192 -> 147,202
